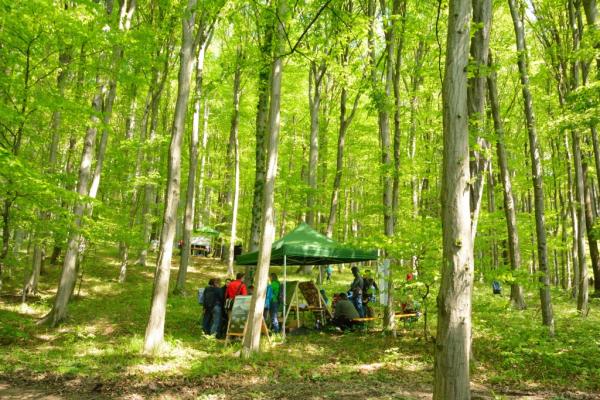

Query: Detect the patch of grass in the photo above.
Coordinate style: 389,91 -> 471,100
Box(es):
1,250 -> 599,399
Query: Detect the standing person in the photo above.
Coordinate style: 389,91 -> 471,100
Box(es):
363,269 -> 379,303
217,279 -> 230,339
222,273 -> 247,339
325,265 -> 333,282
202,279 -> 216,334
225,272 -> 248,301
269,273 -> 281,333
209,278 -> 224,336
264,281 -> 273,324
350,266 -> 365,317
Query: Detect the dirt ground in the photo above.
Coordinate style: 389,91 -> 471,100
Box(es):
1,377 -> 598,400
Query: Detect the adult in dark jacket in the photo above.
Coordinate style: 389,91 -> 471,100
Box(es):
202,279 -> 215,334
203,278 -> 225,335
333,293 -> 360,330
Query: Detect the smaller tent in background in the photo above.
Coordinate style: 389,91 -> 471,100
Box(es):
194,226 -> 220,237
191,226 -> 220,256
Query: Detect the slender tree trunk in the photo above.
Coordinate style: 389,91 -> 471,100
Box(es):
487,50 -> 526,309
117,82 -> 143,283
468,0 -> 492,240
249,28 -> 273,253
242,0 -> 284,357
326,46 -> 361,238
572,129 -> 589,313
196,101 -> 210,228
22,245 -> 43,301
0,199 -> 11,265
583,162 -> 599,297
582,0 -> 599,76
568,0 -> 589,313
307,61 -> 325,227
508,0 -> 554,334
565,133 -> 580,298
391,0 -> 406,230
143,0 -> 197,354
40,105 -> 100,326
369,0 -> 394,239
227,55 -> 242,277
409,41 -> 426,218
433,1 -> 473,398
174,37 -> 209,294
139,45 -> 171,266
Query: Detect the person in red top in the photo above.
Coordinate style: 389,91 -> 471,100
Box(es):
225,272 -> 248,299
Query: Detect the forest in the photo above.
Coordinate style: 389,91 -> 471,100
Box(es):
1,0 -> 600,399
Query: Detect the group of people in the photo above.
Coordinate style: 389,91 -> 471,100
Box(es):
331,266 -> 379,330
201,265 -> 386,335
200,272 -> 283,337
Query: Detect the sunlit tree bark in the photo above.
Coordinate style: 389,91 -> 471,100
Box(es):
434,0 -> 473,397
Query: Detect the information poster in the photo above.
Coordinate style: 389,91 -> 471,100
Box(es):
227,295 -> 252,335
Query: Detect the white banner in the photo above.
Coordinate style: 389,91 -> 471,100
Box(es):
378,259 -> 390,305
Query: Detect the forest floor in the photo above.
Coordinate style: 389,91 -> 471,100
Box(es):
1,251 -> 599,400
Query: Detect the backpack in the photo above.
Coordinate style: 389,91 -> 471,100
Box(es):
492,281 -> 501,294
197,288 -> 205,305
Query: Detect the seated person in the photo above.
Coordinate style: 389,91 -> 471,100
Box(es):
401,294 -> 416,313
332,293 -> 360,330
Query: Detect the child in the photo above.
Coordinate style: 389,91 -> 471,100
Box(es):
325,265 -> 333,282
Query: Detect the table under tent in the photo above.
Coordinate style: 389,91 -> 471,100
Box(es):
235,222 -> 378,338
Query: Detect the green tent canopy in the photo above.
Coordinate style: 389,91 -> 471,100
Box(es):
235,223 -> 378,266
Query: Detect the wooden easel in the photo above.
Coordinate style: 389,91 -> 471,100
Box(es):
298,281 -> 333,323
282,281 -> 301,330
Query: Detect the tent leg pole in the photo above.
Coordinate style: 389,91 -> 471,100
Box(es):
283,254 -> 286,342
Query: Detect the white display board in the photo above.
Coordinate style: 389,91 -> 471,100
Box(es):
378,259 -> 390,305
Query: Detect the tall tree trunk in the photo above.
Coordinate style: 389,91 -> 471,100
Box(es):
433,0 -> 473,398
174,35 -> 210,294
508,0 -> 554,334
307,61 -> 325,227
325,83 -> 360,238
468,0 -> 492,240
565,133 -> 579,298
22,245 -> 43,301
572,129 -> 589,313
582,0 -> 599,76
583,162 -> 599,297
139,44 -> 171,266
371,0 -> 394,239
227,54 -> 242,277
196,101 -> 210,228
568,0 -> 589,313
391,0 -> 406,230
40,107 -> 100,326
249,27 -> 273,252
409,40 -> 426,218
242,0 -> 285,357
143,0 -> 197,354
487,50 -> 525,309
